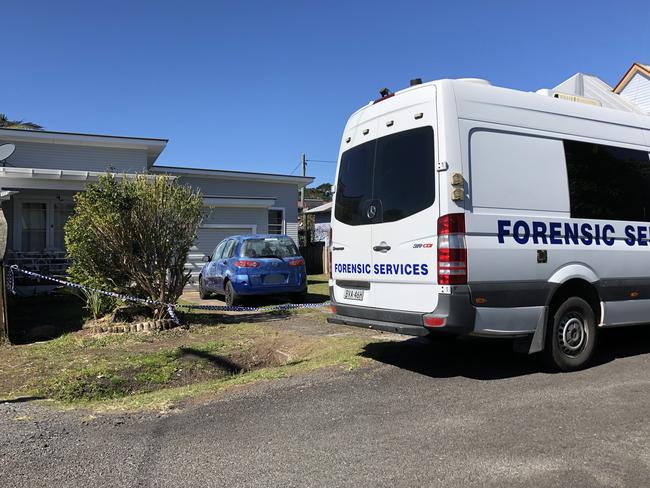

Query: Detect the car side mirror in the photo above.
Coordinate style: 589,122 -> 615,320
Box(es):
202,255 -> 211,263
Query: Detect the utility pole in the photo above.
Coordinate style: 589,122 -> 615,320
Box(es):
300,153 -> 306,211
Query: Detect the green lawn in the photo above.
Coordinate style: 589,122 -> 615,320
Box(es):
307,274 -> 329,300
0,274 -> 368,412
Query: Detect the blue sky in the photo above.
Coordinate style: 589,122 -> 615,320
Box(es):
3,0 -> 649,186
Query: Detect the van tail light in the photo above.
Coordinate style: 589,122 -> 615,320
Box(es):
234,260 -> 260,268
423,315 -> 446,327
289,258 -> 305,267
437,213 -> 467,285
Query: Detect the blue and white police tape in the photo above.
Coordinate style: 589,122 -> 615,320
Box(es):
8,265 -> 180,324
6,266 -> 330,321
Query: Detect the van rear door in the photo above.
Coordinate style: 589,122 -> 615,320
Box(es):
332,87 -> 439,312
330,117 -> 378,307
371,95 -> 439,313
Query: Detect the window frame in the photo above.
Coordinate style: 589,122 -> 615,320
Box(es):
212,240 -> 227,261
12,196 -> 75,252
268,207 -> 285,234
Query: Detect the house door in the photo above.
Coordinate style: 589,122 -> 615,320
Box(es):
21,203 -> 47,252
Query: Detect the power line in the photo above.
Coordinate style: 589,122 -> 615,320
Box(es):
289,161 -> 302,175
306,159 -> 337,164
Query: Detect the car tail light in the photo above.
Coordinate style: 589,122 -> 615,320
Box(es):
437,213 -> 467,285
289,258 -> 305,267
330,305 -> 336,314
234,260 -> 260,268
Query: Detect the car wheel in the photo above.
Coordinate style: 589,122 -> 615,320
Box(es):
224,281 -> 240,307
199,276 -> 210,300
544,296 -> 597,371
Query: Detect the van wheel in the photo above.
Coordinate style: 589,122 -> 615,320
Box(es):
224,281 -> 240,307
199,277 -> 210,300
545,297 -> 597,371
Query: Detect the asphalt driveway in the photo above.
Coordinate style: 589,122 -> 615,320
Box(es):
1,324 -> 649,487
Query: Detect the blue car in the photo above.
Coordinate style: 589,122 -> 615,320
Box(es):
198,234 -> 308,306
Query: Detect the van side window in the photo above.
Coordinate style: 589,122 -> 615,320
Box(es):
564,140 -> 650,222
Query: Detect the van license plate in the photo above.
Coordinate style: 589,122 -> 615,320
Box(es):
344,289 -> 364,301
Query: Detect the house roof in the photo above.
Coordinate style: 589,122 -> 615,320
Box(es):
0,127 -> 168,166
152,165 -> 314,187
303,201 -> 332,214
613,63 -> 650,93
551,73 -> 645,114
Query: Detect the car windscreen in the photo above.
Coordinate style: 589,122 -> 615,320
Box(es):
241,237 -> 299,258
335,126 -> 435,225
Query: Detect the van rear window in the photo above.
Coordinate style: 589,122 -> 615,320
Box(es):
335,126 -> 435,225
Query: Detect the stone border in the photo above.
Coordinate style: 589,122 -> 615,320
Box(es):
90,319 -> 179,334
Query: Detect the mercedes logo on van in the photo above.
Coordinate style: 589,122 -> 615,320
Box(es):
367,204 -> 377,219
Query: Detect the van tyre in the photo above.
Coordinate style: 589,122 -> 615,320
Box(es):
199,277 -> 210,300
545,297 -> 597,371
224,281 -> 240,307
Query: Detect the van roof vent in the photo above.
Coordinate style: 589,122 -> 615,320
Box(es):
536,89 -> 602,107
457,78 -> 491,86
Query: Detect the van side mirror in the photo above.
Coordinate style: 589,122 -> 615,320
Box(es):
202,255 -> 211,263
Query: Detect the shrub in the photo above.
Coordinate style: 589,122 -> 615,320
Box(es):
66,174 -> 203,319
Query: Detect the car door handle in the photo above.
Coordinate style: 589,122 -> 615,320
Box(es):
373,245 -> 391,252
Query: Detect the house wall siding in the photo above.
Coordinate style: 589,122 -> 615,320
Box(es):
201,206 -> 268,233
0,140 -> 149,173
176,176 -> 300,242
619,72 -> 650,114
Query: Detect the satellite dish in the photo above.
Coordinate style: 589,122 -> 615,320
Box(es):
0,143 -> 15,161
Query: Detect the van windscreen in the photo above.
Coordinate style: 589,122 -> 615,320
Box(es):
335,126 -> 435,225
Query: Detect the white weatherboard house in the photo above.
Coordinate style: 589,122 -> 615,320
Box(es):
0,127 -> 313,283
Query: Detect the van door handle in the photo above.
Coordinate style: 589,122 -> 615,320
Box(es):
373,245 -> 391,252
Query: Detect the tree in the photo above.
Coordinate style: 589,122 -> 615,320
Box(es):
65,174 -> 204,319
303,182 -> 333,201
0,113 -> 43,130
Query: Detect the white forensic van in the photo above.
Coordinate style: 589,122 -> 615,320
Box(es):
327,77 -> 650,370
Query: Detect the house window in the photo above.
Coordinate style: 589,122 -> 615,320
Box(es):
268,209 -> 284,234
21,203 -> 47,252
53,202 -> 75,250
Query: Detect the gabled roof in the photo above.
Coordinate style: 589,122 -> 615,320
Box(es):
552,73 -> 645,114
613,63 -> 650,93
152,165 -> 314,187
0,127 -> 168,166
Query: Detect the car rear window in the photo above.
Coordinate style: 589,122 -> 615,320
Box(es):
241,237 -> 299,258
335,126 -> 435,225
